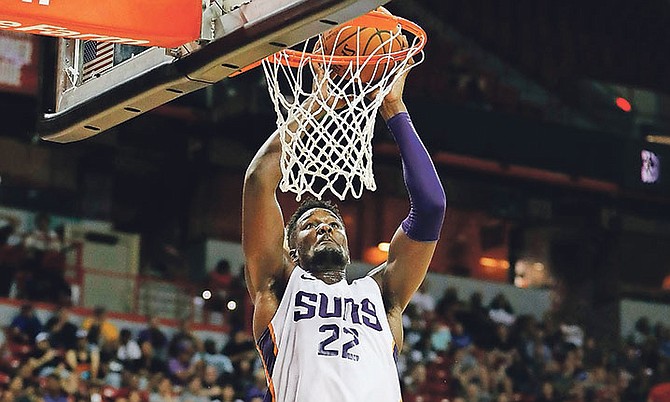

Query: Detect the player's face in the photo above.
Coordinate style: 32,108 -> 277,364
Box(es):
293,208 -> 350,270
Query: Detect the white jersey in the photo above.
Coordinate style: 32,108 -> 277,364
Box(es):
256,266 -> 402,402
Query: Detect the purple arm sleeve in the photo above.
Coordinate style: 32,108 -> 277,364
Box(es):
387,112 -> 446,241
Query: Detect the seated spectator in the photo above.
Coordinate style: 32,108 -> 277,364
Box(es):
27,332 -> 64,377
24,212 -> 61,254
167,340 -> 202,386
23,212 -> 67,303
451,322 -> 473,350
219,379 -> 244,402
149,377 -> 178,402
429,321 -> 452,353
117,328 -> 142,371
410,281 -> 436,317
208,259 -> 234,303
199,339 -> 233,376
45,306 -> 78,351
0,213 -> 22,298
65,329 -> 100,380
221,330 -> 256,364
42,373 -> 68,402
115,371 -> 150,402
244,367 -> 268,402
168,319 -> 202,356
8,303 -> 43,345
81,306 -> 119,348
137,316 -> 168,358
137,339 -> 167,375
180,376 -> 209,402
201,364 -> 222,399
488,293 -> 516,327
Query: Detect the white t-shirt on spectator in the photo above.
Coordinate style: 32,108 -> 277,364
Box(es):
489,308 -> 516,326
24,229 -> 61,251
410,291 -> 435,315
118,339 -> 142,361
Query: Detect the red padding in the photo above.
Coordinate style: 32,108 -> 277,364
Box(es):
0,0 -> 201,47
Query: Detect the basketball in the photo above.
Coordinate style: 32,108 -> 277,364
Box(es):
320,24 -> 406,83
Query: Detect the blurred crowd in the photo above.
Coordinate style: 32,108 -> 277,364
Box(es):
2,210 -> 670,401
3,286 -> 669,402
0,212 -> 71,306
0,304 -> 266,402
399,285 -> 670,402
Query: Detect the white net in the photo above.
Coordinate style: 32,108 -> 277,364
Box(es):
262,19 -> 424,201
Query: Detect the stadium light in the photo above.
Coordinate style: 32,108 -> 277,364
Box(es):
615,97 -> 632,112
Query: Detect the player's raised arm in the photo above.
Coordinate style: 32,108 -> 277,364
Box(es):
242,64 -> 337,335
375,68 -> 447,315
242,131 -> 288,303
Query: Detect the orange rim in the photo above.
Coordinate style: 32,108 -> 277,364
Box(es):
230,10 -> 427,76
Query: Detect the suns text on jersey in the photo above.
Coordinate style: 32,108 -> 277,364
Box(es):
292,291 -> 383,331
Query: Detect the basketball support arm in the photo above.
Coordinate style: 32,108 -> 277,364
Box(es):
37,0 -> 391,143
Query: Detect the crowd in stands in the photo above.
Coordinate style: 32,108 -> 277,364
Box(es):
2,285 -> 669,401
1,303 -> 265,401
2,211 -> 670,401
399,286 -> 670,402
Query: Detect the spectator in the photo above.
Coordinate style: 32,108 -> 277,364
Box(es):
630,317 -> 652,347
9,303 -> 42,345
149,377 -> 178,402
23,212 -> 65,303
488,293 -> 516,327
221,330 -> 256,364
410,280 -> 436,317
0,213 -> 22,298
451,322 -> 473,350
536,379 -> 560,402
24,212 -> 61,253
201,364 -> 222,399
199,338 -> 234,377
137,339 -> 167,375
115,371 -> 149,402
208,259 -> 234,302
244,367 -> 268,402
168,319 -> 202,356
137,316 -> 168,358
42,373 -> 68,402
45,306 -> 78,351
219,379 -> 244,402
27,332 -> 63,377
430,321 -> 452,353
179,376 -> 209,402
65,329 -> 100,380
167,340 -> 202,386
81,306 -> 119,348
117,328 -> 142,371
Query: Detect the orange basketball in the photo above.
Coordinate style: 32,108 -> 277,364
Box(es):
320,25 -> 405,83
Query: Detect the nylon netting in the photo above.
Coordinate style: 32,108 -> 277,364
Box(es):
262,24 -> 424,201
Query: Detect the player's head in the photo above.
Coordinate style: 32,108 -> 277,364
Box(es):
286,199 -> 350,272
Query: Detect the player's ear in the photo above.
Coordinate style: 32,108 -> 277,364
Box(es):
289,249 -> 299,263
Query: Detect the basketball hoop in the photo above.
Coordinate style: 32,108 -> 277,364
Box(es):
260,9 -> 427,201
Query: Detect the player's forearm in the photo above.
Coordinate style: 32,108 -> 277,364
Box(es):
387,112 -> 446,241
244,131 -> 283,191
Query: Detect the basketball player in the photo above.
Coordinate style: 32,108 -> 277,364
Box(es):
242,63 -> 446,401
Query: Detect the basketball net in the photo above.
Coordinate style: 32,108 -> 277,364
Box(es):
261,12 -> 426,201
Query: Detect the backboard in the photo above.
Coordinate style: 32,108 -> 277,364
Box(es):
32,0 -> 391,143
